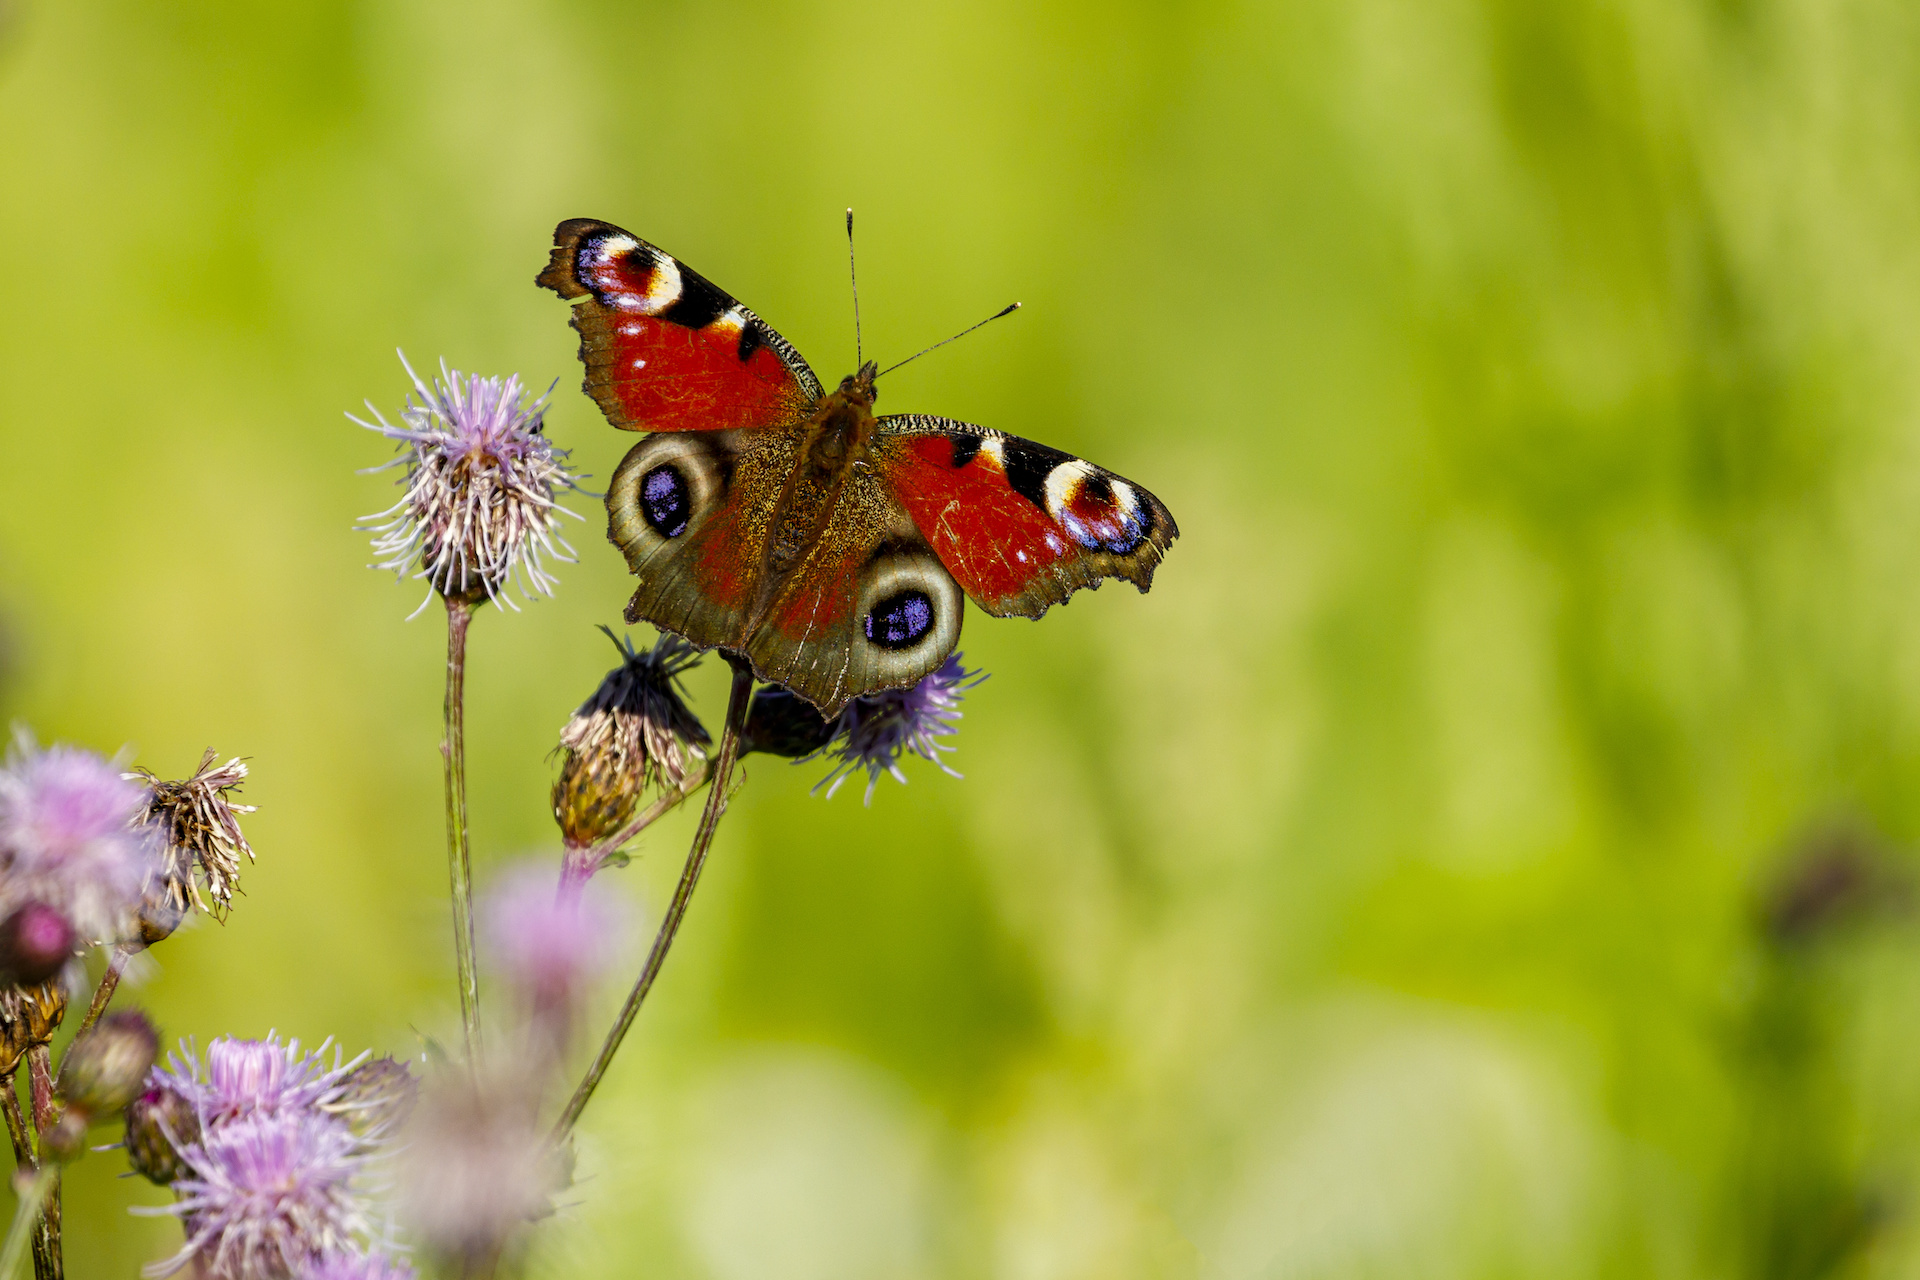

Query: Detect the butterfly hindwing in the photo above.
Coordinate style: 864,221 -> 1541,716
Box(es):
872,415 -> 1178,618
606,428 -> 964,715
538,219 -> 823,433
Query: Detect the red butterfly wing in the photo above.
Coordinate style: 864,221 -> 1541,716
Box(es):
538,219 -> 822,433
873,415 -> 1178,618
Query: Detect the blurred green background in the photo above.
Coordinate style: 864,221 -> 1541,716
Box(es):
7,0 -> 1920,1275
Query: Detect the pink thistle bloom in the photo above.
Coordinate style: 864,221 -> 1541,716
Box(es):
155,1034 -> 361,1127
812,654 -> 987,804
140,1109 -> 370,1280
301,1250 -> 416,1280
0,733 -> 155,943
480,861 -> 626,1018
354,353 -> 586,615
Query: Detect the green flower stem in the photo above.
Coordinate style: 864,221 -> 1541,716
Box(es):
0,1169 -> 54,1280
552,655 -> 755,1139
24,1049 -> 56,1280
443,594 -> 481,1062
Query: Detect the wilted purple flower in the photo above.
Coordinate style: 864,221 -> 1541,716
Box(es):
142,1109 -> 370,1279
481,862 -> 626,1022
156,1034 -> 359,1127
812,654 -> 987,803
0,733 -> 154,942
302,1251 -> 416,1280
354,353 -> 586,614
133,750 -> 257,929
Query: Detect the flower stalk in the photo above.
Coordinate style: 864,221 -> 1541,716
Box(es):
552,655 -> 755,1138
443,595 -> 481,1061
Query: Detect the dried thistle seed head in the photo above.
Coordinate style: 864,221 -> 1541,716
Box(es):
810,653 -> 987,804
551,629 -> 710,847
742,685 -> 838,759
355,353 -> 586,613
59,1008 -> 160,1120
126,1083 -> 200,1185
132,751 -> 257,927
0,903 -> 76,986
325,1056 -> 417,1142
0,979 -> 68,1074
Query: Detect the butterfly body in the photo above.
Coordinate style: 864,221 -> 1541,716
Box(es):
541,219 -> 1177,715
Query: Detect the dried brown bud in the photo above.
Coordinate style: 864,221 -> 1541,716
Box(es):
59,1009 -> 159,1118
0,904 -> 76,986
0,980 -> 67,1075
552,630 -> 709,847
124,1084 -> 199,1184
132,751 -> 257,925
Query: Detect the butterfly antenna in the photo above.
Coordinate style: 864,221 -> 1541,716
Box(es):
846,208 -> 863,369
876,302 -> 1021,380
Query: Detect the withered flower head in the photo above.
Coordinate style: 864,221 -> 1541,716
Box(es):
0,979 -> 67,1076
551,628 -> 711,849
132,751 -> 257,931
355,353 -> 586,614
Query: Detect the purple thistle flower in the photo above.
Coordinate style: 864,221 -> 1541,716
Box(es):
354,353 -> 586,615
156,1034 -> 360,1127
811,654 -> 987,804
0,732 -> 155,943
301,1250 -> 416,1280
141,1109 -> 370,1280
480,861 -> 626,1021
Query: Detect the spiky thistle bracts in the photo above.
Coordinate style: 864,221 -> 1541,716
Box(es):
133,750 -> 257,930
354,353 -> 586,614
810,653 -> 987,804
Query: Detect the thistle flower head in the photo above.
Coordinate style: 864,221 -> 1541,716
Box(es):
323,1056 -> 417,1143
551,629 -> 710,849
302,1251 -> 416,1280
126,1083 -> 201,1185
157,1034 -> 358,1127
811,654 -> 987,803
742,684 -> 838,759
0,732 -> 153,944
355,353 -> 585,613
133,751 -> 257,931
0,979 -> 67,1075
143,1109 -> 369,1279
0,902 -> 77,985
480,861 -> 626,1026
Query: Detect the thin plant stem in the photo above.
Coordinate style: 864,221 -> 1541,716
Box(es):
552,655 -> 755,1139
0,1169 -> 54,1280
64,946 -> 132,1058
559,759 -> 713,889
0,1080 -> 26,1171
443,594 -> 481,1061
24,1049 -> 56,1280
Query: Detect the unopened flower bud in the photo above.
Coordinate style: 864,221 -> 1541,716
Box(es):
742,685 -> 837,759
552,630 -> 709,849
59,1009 -> 159,1118
328,1055 -> 418,1139
124,1084 -> 199,1185
0,904 -> 75,986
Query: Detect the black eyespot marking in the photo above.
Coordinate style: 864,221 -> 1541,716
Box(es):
640,464 -> 691,538
864,589 -> 935,649
1002,439 -> 1073,512
737,320 -> 765,363
949,434 -> 984,468
1080,472 -> 1114,508
658,271 -> 730,330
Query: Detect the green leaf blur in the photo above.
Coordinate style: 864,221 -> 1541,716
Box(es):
6,0 -> 1920,1276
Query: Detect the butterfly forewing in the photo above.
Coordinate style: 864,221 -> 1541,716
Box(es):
873,415 -> 1178,618
538,219 -> 822,433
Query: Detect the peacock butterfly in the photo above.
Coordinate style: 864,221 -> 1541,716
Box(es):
537,217 -> 1178,715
